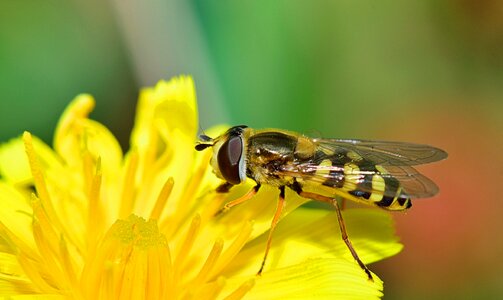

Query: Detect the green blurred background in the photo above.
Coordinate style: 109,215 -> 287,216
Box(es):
1,0 -> 503,298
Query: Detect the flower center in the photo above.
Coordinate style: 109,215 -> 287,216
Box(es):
81,215 -> 172,299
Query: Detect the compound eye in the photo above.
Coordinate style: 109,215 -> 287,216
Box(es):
217,136 -> 244,185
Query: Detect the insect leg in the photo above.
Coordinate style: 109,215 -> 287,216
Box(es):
216,182 -> 234,193
340,197 -> 347,210
215,184 -> 261,216
290,182 -> 373,281
257,186 -> 286,275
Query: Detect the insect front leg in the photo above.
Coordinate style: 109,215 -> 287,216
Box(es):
216,182 -> 234,193
215,183 -> 261,216
290,181 -> 374,281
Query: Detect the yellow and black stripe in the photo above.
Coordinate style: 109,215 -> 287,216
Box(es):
319,149 -> 412,211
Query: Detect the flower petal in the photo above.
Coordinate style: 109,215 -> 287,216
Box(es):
223,257 -> 384,300
0,295 -> 66,299
53,94 -> 123,178
0,252 -> 37,295
131,76 -> 198,152
0,183 -> 35,251
0,136 -> 60,186
207,186 -> 308,243
128,76 -> 199,218
222,208 -> 402,278
51,95 -> 124,234
0,138 -> 31,185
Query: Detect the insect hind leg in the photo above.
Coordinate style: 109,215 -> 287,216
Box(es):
290,181 -> 374,281
257,186 -> 286,275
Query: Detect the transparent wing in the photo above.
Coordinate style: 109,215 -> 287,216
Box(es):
280,163 -> 439,199
278,138 -> 445,199
315,138 -> 447,166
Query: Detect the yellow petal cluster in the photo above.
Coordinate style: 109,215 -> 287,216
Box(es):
0,76 -> 402,299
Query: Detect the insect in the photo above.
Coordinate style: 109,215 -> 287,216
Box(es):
195,125 -> 447,280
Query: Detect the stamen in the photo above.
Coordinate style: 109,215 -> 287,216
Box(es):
185,150 -> 212,200
31,196 -> 59,256
161,150 -> 211,236
80,229 -> 118,299
150,177 -> 174,220
32,198 -> 83,291
17,252 -> 60,294
0,222 -> 38,260
119,249 -> 147,299
22,132 -> 64,235
32,220 -> 64,290
210,221 -> 253,278
193,238 -> 224,287
222,279 -> 255,300
119,151 -> 139,219
158,244 -> 174,299
83,215 -> 170,298
200,192 -> 227,222
146,245 -> 172,299
183,275 -> 226,300
82,151 -> 95,193
59,235 -> 79,295
198,276 -> 226,300
173,214 -> 201,273
133,133 -> 160,206
87,157 -> 103,250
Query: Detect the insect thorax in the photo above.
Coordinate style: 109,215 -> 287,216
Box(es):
245,130 -> 315,187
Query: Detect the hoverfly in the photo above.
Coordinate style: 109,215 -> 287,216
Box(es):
195,125 -> 447,280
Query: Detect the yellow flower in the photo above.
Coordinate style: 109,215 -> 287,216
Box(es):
0,76 -> 402,299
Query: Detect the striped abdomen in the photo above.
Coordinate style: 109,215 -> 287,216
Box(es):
317,150 -> 412,211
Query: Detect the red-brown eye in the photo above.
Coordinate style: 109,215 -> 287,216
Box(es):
217,136 -> 244,185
